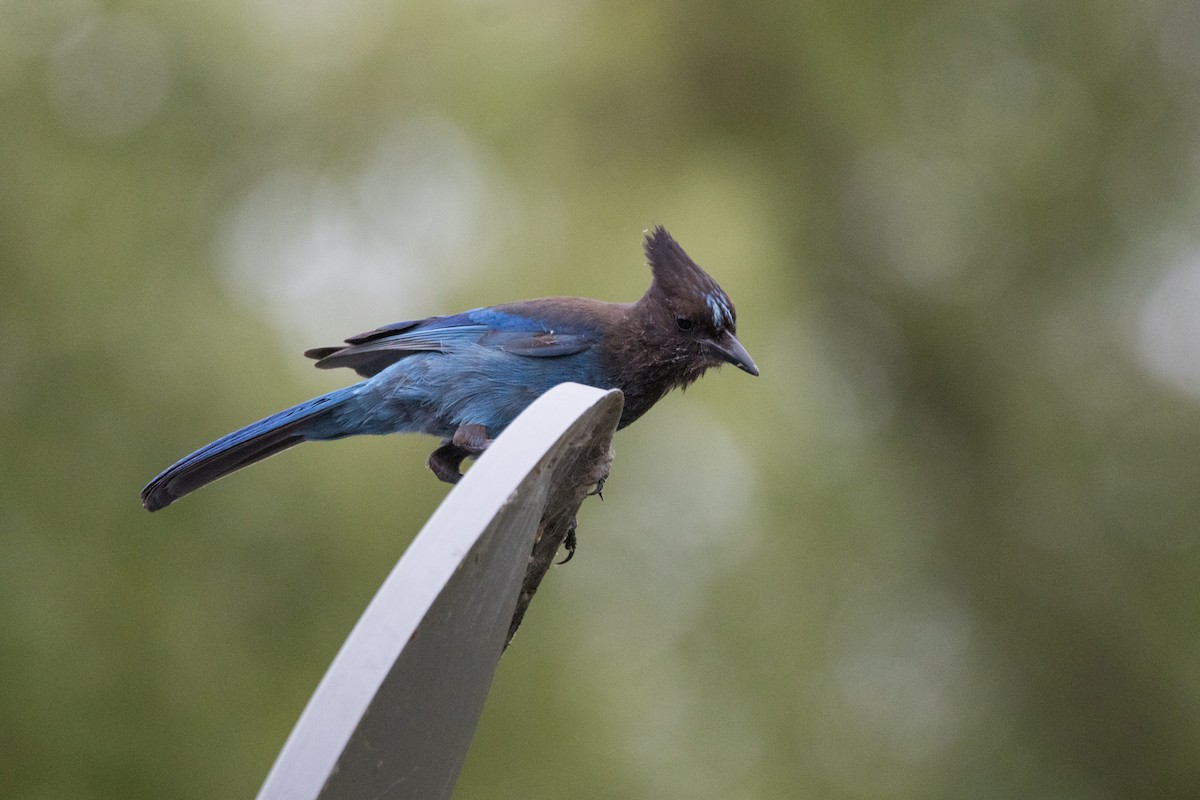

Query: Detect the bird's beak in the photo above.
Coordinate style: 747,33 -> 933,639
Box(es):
709,331 -> 759,376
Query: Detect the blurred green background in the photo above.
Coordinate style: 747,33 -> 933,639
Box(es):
4,1 -> 1200,797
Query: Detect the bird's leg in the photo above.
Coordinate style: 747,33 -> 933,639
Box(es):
559,445 -> 613,563
451,422 -> 493,454
427,423 -> 494,484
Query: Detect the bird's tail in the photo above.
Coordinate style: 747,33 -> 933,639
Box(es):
141,384 -> 362,512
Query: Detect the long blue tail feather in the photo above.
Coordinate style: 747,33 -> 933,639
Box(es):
141,385 -> 361,511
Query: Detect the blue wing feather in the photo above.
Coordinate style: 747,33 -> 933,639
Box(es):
305,305 -> 600,377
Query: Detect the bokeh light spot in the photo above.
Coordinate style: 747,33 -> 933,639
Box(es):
47,12 -> 170,140
1135,255 -> 1200,398
220,117 -> 495,348
0,0 -> 96,61
842,145 -> 1023,301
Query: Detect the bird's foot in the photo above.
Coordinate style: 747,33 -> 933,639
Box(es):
584,444 -> 614,500
428,424 -> 494,484
557,518 -> 578,565
428,441 -> 468,484
586,475 -> 606,500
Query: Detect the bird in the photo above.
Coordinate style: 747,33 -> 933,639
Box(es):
141,226 -> 758,512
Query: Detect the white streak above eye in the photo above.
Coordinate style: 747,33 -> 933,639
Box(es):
705,292 -> 733,329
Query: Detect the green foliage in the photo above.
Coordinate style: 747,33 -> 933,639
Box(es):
3,1 -> 1200,797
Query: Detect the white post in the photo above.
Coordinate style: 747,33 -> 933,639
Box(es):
256,383 -> 623,800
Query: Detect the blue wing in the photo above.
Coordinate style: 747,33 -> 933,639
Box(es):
304,306 -> 597,378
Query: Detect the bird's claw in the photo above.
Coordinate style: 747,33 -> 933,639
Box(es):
557,522 -> 578,565
586,475 -> 606,500
584,445 -> 613,500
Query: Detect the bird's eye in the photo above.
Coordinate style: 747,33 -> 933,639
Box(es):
676,316 -> 694,332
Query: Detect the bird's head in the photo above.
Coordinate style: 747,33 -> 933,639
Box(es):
640,226 -> 759,379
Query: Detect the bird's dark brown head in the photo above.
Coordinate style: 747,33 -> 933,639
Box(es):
640,225 -> 758,379
608,226 -> 758,428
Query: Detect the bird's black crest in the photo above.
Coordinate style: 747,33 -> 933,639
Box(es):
643,226 -> 735,329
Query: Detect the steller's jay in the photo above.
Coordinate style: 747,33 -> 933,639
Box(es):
141,226 -> 758,511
